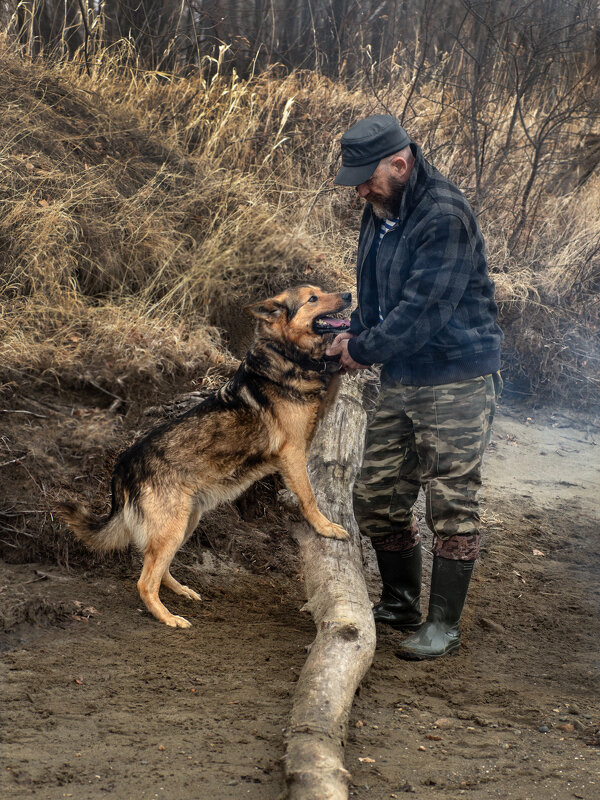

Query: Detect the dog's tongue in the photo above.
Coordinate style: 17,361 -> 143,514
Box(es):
320,317 -> 350,328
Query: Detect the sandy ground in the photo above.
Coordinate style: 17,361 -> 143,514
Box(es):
1,404 -> 599,800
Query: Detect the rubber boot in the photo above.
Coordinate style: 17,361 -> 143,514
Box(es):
395,556 -> 474,659
372,544 -> 422,630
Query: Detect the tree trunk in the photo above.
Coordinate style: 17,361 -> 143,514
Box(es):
283,373 -> 377,800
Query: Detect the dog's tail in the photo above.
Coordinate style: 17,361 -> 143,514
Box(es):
57,476 -> 131,552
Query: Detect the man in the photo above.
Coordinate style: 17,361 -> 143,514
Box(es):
327,115 -> 503,660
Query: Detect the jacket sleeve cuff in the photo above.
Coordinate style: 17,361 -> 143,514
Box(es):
347,336 -> 373,366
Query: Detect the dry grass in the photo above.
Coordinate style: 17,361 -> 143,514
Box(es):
0,37 -> 598,404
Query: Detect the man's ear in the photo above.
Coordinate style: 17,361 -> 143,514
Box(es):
389,155 -> 408,177
246,298 -> 286,322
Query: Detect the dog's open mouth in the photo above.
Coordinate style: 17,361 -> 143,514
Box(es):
312,313 -> 351,334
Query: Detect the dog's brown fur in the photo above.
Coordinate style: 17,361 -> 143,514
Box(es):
57,285 -> 352,628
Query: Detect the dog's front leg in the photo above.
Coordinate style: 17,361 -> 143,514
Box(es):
277,448 -> 349,540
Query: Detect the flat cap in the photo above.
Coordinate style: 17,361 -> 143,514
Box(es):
333,115 -> 411,186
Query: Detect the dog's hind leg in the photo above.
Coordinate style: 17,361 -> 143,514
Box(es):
161,505 -> 202,602
137,496 -> 196,628
161,572 -> 202,601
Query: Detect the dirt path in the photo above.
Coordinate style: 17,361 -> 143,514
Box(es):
1,408 -> 599,800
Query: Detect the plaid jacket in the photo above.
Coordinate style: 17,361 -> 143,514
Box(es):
347,143 -> 503,385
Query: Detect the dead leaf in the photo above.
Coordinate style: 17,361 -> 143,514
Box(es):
73,601 -> 100,617
358,756 -> 375,763
532,549 -> 545,556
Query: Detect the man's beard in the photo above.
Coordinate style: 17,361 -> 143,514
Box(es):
365,177 -> 406,219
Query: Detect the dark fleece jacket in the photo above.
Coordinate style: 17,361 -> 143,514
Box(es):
347,143 -> 503,385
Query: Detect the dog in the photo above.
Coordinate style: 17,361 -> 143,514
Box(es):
57,285 -> 352,628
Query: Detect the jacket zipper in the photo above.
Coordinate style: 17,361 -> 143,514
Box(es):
356,212 -> 377,329
358,212 -> 399,325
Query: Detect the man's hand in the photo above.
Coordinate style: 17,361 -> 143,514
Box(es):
327,331 -> 354,351
326,333 -> 370,371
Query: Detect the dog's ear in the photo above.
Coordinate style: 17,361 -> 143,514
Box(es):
246,298 -> 286,322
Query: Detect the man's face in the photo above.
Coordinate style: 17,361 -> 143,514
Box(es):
356,158 -> 408,218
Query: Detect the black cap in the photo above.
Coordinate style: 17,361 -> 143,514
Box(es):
333,115 -> 411,186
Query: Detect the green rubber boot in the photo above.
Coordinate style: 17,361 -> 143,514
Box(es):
372,544 -> 422,630
395,556 -> 474,659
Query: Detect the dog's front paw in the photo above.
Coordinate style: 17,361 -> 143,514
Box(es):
316,521 -> 350,541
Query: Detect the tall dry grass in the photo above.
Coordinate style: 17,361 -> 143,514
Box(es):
0,37 -> 598,406
0,43 -> 359,403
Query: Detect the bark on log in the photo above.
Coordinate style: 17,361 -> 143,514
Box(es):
283,373 -> 377,800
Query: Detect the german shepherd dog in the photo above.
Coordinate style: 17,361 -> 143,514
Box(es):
58,285 -> 352,628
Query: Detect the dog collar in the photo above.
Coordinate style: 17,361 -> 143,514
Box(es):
265,343 -> 342,374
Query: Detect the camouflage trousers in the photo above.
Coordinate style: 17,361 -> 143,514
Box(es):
353,373 -> 502,561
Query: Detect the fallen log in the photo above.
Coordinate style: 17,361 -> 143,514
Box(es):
283,373 -> 377,800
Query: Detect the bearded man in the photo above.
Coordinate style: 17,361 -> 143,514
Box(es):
327,115 -> 503,659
